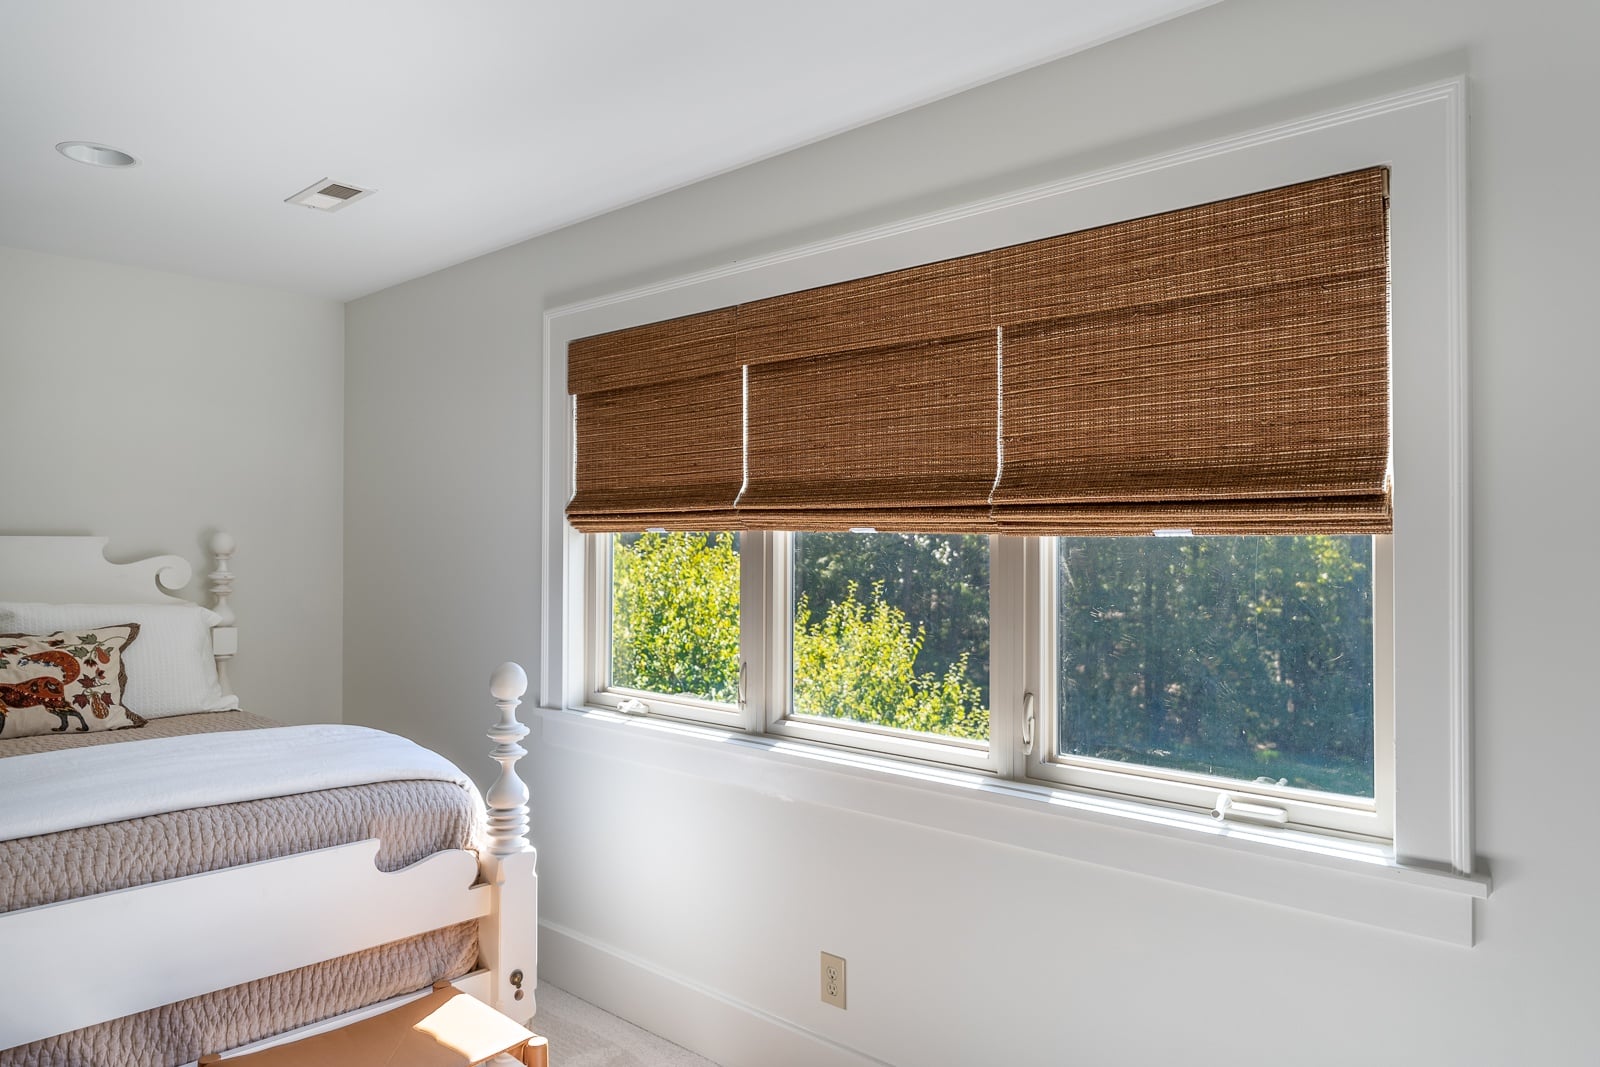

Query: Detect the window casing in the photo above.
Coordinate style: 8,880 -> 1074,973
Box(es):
549,80 -> 1468,880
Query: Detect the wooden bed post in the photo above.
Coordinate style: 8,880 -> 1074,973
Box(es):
208,531 -> 239,696
479,661 -> 538,1024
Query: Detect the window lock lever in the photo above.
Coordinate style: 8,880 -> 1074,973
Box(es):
1211,792 -> 1289,827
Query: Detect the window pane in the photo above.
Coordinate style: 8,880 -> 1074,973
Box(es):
793,532 -> 989,741
611,532 -> 739,705
1056,536 -> 1374,797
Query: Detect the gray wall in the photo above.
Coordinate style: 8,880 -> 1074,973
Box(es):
1,245 -> 345,724
346,0 -> 1600,1062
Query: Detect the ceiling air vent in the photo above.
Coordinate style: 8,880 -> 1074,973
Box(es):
286,178 -> 373,212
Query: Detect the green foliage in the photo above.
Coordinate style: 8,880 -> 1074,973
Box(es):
610,530 -> 1374,795
611,532 -> 740,703
1057,535 -> 1375,795
792,582 -> 987,740
611,531 -> 988,738
795,532 -> 991,696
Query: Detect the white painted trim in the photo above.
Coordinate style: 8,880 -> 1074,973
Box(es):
539,705 -> 1486,945
1440,80 -> 1472,876
540,921 -> 892,1067
542,79 -> 1472,880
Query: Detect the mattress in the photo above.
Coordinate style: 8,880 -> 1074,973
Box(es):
0,711 -> 482,1067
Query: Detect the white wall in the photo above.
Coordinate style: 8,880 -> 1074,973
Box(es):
345,0 -> 1600,1062
0,246 -> 345,724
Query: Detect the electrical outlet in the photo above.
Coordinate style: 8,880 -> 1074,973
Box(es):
820,951 -> 846,1009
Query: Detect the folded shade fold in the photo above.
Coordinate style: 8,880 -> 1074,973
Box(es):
566,368 -> 744,533
739,334 -> 998,532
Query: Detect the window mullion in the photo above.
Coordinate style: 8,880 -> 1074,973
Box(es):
988,535 -> 1027,780
585,532 -> 613,703
1023,536 -> 1055,782
754,531 -> 793,733
737,530 -> 767,733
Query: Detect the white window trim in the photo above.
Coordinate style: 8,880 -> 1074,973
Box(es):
542,77 -> 1478,938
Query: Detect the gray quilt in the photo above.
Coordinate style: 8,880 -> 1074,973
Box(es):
0,712 -> 482,1067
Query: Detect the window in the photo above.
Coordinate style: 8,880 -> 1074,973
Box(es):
551,83 -> 1470,885
785,531 -> 991,751
1054,537 -> 1375,794
1030,534 -> 1392,838
608,532 -> 740,706
587,528 -> 1389,835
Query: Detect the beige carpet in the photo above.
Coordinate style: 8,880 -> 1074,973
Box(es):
531,983 -> 721,1067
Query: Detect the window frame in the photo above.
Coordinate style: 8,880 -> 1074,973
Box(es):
583,529 -> 746,731
1024,535 -> 1395,840
759,531 -> 1000,774
545,78 -> 1469,878
586,527 -> 1392,839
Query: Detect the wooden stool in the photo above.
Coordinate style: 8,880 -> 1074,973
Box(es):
200,982 -> 549,1066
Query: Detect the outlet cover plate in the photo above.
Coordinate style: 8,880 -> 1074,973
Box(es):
821,951 -> 846,1009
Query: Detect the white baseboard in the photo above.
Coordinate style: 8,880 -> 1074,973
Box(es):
537,921 -> 891,1067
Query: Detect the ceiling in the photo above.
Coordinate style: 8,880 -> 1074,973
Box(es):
0,1 -> 1214,302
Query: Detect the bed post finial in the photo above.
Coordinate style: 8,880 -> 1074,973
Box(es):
208,532 -> 238,696
208,532 -> 236,625
482,661 -> 537,1021
486,662 -> 532,860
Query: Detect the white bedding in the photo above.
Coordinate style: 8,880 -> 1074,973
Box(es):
0,724 -> 475,842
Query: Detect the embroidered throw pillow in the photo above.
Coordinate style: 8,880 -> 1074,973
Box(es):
0,625 -> 146,739
0,603 -> 237,717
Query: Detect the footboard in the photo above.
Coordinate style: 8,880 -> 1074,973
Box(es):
0,662 -> 538,1053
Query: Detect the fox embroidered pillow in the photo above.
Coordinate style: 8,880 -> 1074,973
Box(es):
0,625 -> 146,739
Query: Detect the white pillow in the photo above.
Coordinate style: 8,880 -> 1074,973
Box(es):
0,602 -> 239,718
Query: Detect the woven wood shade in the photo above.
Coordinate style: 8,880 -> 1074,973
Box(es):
567,306 -> 736,394
566,369 -> 743,532
735,256 -> 991,367
566,167 -> 1390,537
991,168 -> 1391,535
740,335 -> 998,532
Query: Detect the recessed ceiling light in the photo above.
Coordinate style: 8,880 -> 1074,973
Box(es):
56,141 -> 139,168
286,178 -> 374,212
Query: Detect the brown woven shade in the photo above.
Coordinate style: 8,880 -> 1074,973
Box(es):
992,167 -> 1391,535
566,167 -> 1390,537
568,306 -> 736,394
566,369 -> 743,533
740,335 -> 998,532
735,255 -> 991,367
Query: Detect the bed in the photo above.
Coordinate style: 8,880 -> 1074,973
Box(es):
0,534 -> 538,1066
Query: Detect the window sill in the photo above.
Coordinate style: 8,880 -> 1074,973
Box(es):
536,705 -> 1488,946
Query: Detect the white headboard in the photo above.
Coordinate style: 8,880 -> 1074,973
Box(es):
0,532 -> 238,694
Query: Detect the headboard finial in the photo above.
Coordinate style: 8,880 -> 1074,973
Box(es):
208,533 -> 238,697
208,532 -> 236,627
